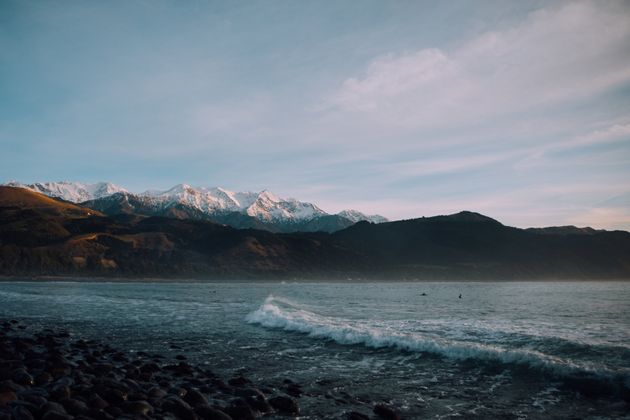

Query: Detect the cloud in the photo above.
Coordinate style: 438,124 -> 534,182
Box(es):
328,1 -> 630,128
553,122 -> 630,151
375,149 -> 523,178
514,120 -> 630,169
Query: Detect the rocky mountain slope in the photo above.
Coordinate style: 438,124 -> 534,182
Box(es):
1,186 -> 629,280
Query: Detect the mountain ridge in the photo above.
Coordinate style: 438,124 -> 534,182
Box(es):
4,181 -> 387,232
1,186 -> 629,280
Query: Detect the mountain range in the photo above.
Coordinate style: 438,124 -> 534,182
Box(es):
1,185 -> 629,280
3,181 -> 387,233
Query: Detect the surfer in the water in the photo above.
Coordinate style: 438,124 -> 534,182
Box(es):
459,294 -> 462,299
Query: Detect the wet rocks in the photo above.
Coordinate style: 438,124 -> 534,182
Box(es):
269,395 -> 300,414
194,405 -> 232,420
34,372 -> 53,386
48,384 -> 71,401
148,386 -> 168,399
0,391 -> 16,407
183,388 -> 208,407
285,382 -> 303,397
225,398 -> 257,420
11,405 -> 34,420
373,403 -> 401,420
60,398 -> 89,416
40,401 -> 67,415
162,396 -> 196,420
41,412 -> 73,420
0,380 -> 25,393
0,319 -> 394,420
88,393 -> 109,409
122,400 -> 154,416
12,369 -> 34,387
91,362 -> 114,375
346,412 -> 370,420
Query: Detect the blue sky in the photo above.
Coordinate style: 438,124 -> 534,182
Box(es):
1,0 -> 629,229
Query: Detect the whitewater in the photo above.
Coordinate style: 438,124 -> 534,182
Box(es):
0,281 -> 628,418
246,295 -> 630,383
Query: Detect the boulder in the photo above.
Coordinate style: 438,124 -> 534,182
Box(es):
194,405 -> 233,420
269,395 -> 299,414
373,404 -> 400,420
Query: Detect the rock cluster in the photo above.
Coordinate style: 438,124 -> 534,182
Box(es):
0,320 -> 401,420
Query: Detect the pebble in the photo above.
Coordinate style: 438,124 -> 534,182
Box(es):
0,380 -> 25,393
226,398 -> 257,420
41,412 -> 73,420
0,391 -> 16,407
34,372 -> 53,386
12,369 -> 34,386
60,398 -> 89,416
88,393 -> 109,409
373,403 -> 401,420
148,386 -> 168,399
122,400 -> 154,416
183,388 -> 208,407
269,395 -> 300,414
194,405 -> 233,420
40,401 -> 67,414
11,405 -> 34,420
162,396 -> 196,420
48,385 -> 71,401
347,412 -> 370,420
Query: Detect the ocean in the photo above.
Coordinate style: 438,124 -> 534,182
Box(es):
0,281 -> 628,419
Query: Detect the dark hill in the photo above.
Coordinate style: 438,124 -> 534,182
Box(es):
1,187 -> 629,280
332,212 -> 630,279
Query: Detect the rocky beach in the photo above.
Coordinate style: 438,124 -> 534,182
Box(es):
0,319 -> 400,420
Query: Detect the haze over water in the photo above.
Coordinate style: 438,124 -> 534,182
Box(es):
1,281 -> 628,419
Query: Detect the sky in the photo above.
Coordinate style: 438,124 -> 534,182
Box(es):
1,0 -> 629,230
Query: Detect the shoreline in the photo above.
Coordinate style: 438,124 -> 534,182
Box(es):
0,319 -> 400,419
1,275 -> 629,283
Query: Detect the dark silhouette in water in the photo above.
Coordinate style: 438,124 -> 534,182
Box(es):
459,294 -> 462,299
421,292 -> 427,296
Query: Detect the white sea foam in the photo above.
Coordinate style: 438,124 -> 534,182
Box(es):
246,295 -> 629,384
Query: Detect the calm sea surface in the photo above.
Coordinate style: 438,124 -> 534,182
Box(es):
0,281 -> 628,419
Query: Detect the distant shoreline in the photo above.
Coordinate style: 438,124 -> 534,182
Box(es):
1,275 -> 628,283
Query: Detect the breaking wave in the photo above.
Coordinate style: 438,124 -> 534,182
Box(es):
246,295 -> 630,394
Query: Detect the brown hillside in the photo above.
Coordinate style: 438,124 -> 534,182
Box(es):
0,186 -> 102,218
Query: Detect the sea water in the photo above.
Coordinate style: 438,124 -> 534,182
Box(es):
0,281 -> 628,419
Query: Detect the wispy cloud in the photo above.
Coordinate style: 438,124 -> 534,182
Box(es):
1,0 -> 629,229
328,2 -> 630,126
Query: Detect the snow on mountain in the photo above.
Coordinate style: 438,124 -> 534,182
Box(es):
3,180 -> 388,225
245,191 -> 326,222
2,180 -> 127,203
142,185 -> 326,222
338,209 -> 388,224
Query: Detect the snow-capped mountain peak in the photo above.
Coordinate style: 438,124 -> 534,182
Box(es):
2,180 -> 388,228
3,180 -> 127,203
257,189 -> 281,203
338,209 -> 389,224
163,184 -> 195,195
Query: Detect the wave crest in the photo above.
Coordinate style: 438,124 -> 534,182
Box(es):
246,295 -> 630,393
